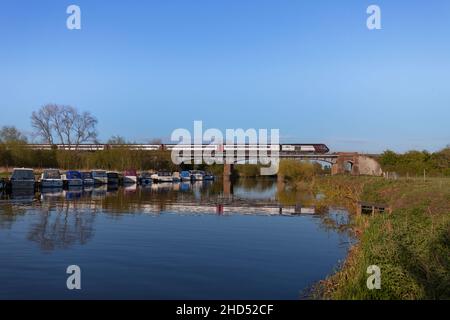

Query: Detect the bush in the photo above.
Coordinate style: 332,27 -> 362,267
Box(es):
279,160 -> 316,181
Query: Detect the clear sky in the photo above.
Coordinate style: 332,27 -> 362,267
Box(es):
0,0 -> 449,152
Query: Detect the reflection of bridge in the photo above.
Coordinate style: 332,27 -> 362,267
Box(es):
140,201 -> 314,216
43,192 -> 316,216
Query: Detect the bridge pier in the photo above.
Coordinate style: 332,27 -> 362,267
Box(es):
223,164 -> 234,178
223,178 -> 233,197
331,153 -> 359,175
223,164 -> 234,197
277,173 -> 285,190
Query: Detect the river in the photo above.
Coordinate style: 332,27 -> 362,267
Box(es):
0,178 -> 352,299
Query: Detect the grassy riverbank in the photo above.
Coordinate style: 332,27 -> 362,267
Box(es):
312,176 -> 450,299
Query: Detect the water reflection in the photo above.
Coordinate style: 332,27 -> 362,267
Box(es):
0,178 -> 354,299
1,179 -> 352,251
27,205 -> 96,251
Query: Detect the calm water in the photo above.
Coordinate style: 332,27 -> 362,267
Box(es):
0,179 -> 352,299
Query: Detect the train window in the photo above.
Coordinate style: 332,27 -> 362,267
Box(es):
300,146 -> 316,152
282,145 -> 295,151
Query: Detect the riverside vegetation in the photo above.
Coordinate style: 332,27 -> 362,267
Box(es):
276,159 -> 450,300
314,176 -> 449,299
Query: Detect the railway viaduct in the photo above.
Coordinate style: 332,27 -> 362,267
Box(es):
26,144 -> 383,177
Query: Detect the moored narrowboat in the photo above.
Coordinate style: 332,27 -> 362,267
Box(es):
107,171 -> 120,185
81,171 -> 95,186
63,170 -> 83,187
92,170 -> 108,185
123,169 -> 138,184
140,172 -> 153,185
40,169 -> 63,188
10,168 -> 35,190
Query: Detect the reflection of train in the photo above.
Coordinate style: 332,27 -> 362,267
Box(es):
28,144 -> 330,154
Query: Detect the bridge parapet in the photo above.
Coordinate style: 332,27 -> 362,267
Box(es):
331,153 -> 382,176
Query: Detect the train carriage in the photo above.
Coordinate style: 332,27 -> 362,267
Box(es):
26,143 -> 329,154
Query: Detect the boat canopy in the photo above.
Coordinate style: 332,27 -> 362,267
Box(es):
12,169 -> 34,180
92,170 -> 107,177
66,171 -> 82,179
81,172 -> 93,179
180,171 -> 191,177
140,172 -> 152,178
107,172 -> 119,178
43,169 -> 61,179
124,170 -> 137,176
190,170 -> 205,175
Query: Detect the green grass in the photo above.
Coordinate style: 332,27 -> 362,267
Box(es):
314,176 -> 450,299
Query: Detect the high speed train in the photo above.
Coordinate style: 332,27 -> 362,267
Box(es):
28,143 -> 329,154
162,143 -> 329,154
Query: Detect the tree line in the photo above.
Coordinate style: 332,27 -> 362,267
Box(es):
378,147 -> 450,176
0,144 -> 178,172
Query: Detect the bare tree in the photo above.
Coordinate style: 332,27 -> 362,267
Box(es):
60,106 -> 78,146
149,138 -> 162,144
107,135 -> 127,144
74,111 -> 98,146
31,104 -> 56,144
0,126 -> 28,144
31,104 -> 98,148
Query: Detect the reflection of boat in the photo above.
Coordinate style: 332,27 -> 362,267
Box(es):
124,183 -> 137,193
179,182 -> 191,192
106,185 -> 119,196
123,169 -> 137,184
172,183 -> 180,191
10,189 -> 35,203
151,182 -> 173,191
190,170 -> 204,181
92,170 -> 108,185
192,181 -> 204,195
82,187 -> 93,196
140,172 -> 153,185
40,169 -> 63,188
140,183 -> 153,189
10,168 -> 35,190
81,171 -> 95,186
64,187 -> 83,200
152,171 -> 173,183
92,185 -> 107,198
107,184 -> 119,192
63,171 -> 83,187
204,172 -> 215,180
107,172 -> 120,185
40,188 -> 64,201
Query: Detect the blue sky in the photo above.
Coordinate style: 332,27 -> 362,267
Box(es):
0,0 -> 449,152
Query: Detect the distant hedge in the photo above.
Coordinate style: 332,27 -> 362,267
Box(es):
0,143 -> 177,171
377,147 -> 450,176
